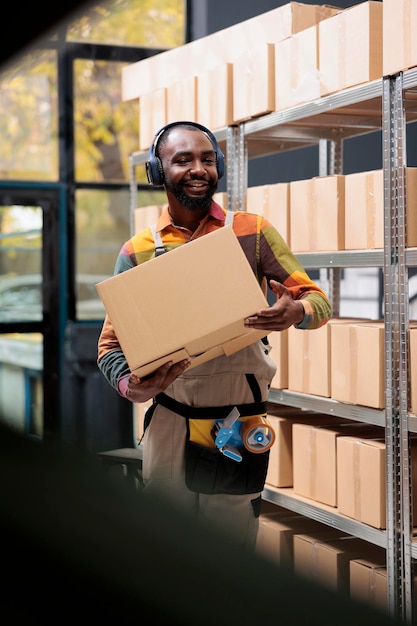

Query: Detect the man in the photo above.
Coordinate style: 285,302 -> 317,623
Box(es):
97,121 -> 331,549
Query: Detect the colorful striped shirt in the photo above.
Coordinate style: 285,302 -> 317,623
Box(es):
97,201 -> 331,393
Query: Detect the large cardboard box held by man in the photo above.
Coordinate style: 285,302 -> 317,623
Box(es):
96,226 -> 269,378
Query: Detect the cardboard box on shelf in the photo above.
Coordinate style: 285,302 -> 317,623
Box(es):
232,43 -> 275,123
257,512 -> 331,568
246,185 -> 267,217
213,192 -> 228,210
383,0 -> 417,76
265,183 -> 290,244
96,226 -> 269,378
344,169 -> 384,250
268,329 -> 288,391
292,421 -> 383,506
350,556 -> 387,613
274,25 -> 320,112
122,3 -> 339,102
344,168 -> 417,250
293,532 -> 385,595
133,205 -> 163,234
289,175 -> 345,252
166,76 -> 198,124
288,317 -> 365,399
409,325 -> 417,415
287,323 -> 330,397
246,182 -> 290,243
406,169 -> 417,247
319,1 -> 383,97
330,320 -> 384,409
337,435 -> 417,529
197,63 -> 234,130
138,88 -> 167,151
266,411 -> 351,489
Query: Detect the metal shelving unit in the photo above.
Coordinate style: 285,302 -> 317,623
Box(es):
128,67 -> 417,623
230,68 -> 417,624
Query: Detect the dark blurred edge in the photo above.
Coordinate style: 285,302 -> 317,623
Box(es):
2,0 -> 94,69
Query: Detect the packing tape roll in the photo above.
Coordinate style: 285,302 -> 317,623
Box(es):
241,415 -> 276,454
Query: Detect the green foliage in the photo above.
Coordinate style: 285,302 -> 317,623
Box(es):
0,0 -> 186,182
67,0 -> 186,48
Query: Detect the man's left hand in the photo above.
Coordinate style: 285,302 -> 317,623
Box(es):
244,280 -> 304,331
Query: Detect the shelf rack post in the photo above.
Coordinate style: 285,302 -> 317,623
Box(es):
226,125 -> 246,212
321,136 -> 343,317
383,72 -> 414,624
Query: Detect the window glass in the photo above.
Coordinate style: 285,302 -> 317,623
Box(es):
0,332 -> 43,437
0,51 -> 58,181
75,187 -> 166,319
74,59 -> 139,183
67,0 -> 186,48
0,205 -> 43,322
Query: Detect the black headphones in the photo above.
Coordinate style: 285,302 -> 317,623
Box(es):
145,120 -> 225,187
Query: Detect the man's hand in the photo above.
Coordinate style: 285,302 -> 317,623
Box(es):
244,280 -> 305,331
126,359 -> 190,403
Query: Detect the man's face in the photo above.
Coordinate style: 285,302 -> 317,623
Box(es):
159,128 -> 218,211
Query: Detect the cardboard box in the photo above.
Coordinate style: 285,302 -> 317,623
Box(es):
292,421 -> 383,506
268,329 -> 288,390
290,176 -> 345,252
274,25 -> 320,112
213,192 -> 228,209
122,3 -> 339,102
319,1 -> 383,97
257,512 -> 331,568
344,169 -> 384,250
246,183 -> 290,244
337,435 -> 417,529
405,169 -> 417,247
383,0 -> 417,76
337,435 -> 385,528
197,63 -> 234,130
266,411 -> 351,489
138,88 -> 167,151
350,556 -> 387,613
246,185 -> 267,216
409,325 -> 417,415
330,321 -> 384,409
345,168 -> 417,250
166,76 -> 197,124
232,43 -> 275,123
287,323 -> 330,397
288,317 -> 363,398
133,205 -> 163,234
265,183 -> 290,244
293,532 -> 384,594
96,226 -> 269,378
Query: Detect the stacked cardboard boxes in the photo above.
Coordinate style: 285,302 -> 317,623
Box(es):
122,2 -> 340,140
293,532 -> 386,595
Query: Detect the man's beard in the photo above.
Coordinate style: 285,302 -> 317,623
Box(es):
164,177 -> 217,211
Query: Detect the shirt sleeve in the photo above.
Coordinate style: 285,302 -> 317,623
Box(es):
97,246 -> 134,393
259,218 -> 332,330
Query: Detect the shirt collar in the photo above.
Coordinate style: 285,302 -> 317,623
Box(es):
156,200 -> 226,232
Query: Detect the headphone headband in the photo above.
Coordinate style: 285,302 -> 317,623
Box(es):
145,120 -> 225,187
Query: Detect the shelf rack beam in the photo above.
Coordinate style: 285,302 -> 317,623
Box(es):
383,72 -> 414,624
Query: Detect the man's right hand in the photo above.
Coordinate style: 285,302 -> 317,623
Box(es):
126,359 -> 190,403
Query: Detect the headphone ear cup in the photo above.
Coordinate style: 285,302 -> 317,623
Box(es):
216,150 -> 225,179
156,157 -> 164,185
146,156 -> 164,187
